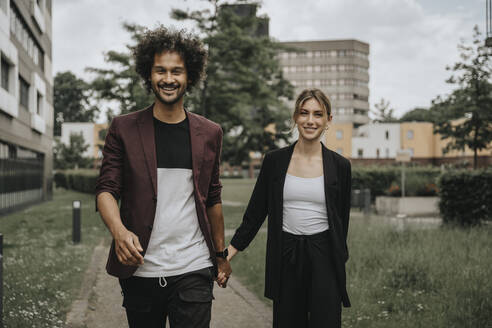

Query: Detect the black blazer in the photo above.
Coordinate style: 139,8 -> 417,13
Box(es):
230,142 -> 352,307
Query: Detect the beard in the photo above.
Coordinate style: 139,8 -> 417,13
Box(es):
151,82 -> 186,105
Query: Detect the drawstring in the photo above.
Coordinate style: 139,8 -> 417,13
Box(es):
159,276 -> 168,287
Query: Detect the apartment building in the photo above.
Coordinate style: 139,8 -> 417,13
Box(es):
278,40 -> 370,127
0,0 -> 53,214
325,121 -> 492,167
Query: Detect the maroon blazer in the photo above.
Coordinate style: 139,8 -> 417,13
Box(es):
95,104 -> 223,278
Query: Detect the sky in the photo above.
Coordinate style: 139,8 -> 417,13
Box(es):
52,0 -> 486,118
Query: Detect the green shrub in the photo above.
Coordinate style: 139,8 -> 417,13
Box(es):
438,168 -> 492,226
53,171 -> 67,189
54,170 -> 98,194
352,166 -> 441,198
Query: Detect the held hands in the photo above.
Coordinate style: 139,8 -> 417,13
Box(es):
215,244 -> 239,288
216,258 -> 232,288
113,226 -> 144,266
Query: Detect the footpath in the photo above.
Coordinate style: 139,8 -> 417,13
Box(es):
65,240 -> 272,328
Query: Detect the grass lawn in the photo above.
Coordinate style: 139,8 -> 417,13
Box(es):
0,188 -> 106,328
222,179 -> 492,328
2,178 -> 490,327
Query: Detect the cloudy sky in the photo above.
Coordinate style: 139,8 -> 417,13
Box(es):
53,0 -> 486,118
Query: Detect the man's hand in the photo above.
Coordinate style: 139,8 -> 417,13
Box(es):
216,258 -> 232,288
113,227 -> 144,266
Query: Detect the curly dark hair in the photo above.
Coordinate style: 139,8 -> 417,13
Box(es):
133,26 -> 207,92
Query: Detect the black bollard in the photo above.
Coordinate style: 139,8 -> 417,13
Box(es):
363,188 -> 371,217
73,201 -> 81,244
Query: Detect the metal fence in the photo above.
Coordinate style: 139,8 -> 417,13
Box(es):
0,158 -> 44,215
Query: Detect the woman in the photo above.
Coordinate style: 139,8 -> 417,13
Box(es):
227,88 -> 352,327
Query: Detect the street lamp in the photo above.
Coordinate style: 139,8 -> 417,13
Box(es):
487,0 -> 492,47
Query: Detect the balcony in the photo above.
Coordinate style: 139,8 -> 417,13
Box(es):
32,1 -> 45,33
31,112 -> 45,134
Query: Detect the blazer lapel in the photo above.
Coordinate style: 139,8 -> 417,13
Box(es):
186,112 -> 204,184
273,142 -> 296,226
322,144 -> 338,187
322,144 -> 339,221
137,105 -> 157,196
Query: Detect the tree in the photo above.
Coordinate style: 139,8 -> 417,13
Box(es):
399,107 -> 435,122
372,98 -> 397,123
54,133 -> 92,170
432,26 -> 492,169
172,0 -> 294,164
54,71 -> 98,136
86,23 -> 154,118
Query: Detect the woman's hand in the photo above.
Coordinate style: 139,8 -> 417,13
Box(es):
227,244 -> 239,261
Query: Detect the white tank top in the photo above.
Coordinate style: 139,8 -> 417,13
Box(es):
282,174 -> 329,235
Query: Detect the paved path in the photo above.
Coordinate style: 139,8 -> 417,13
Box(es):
65,241 -> 272,328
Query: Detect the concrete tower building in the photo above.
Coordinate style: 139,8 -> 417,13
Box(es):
0,0 -> 53,214
278,40 -> 370,127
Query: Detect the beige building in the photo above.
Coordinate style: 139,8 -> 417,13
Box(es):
61,122 -> 108,166
326,120 -> 492,167
279,40 -> 370,127
324,123 -> 353,158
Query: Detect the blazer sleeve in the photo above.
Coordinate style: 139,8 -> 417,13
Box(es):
95,118 -> 124,210
206,126 -> 223,208
230,152 -> 271,251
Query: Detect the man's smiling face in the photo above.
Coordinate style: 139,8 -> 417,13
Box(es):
150,51 -> 188,106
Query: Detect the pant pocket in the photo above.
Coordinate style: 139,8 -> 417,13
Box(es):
119,278 -> 153,312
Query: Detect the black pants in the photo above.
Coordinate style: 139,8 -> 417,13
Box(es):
119,267 -> 214,328
273,231 -> 341,328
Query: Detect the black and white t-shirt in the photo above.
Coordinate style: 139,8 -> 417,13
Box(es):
134,117 -> 212,277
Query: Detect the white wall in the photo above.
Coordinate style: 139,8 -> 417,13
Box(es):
352,123 -> 400,158
61,123 -> 95,157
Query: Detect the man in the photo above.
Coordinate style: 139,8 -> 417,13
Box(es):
95,26 -> 231,328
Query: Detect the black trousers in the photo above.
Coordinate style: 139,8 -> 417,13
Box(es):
273,231 -> 341,328
118,267 -> 214,328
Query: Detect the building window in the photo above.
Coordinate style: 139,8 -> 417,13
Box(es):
1,56 -> 10,91
408,148 -> 414,156
10,5 -> 44,71
19,76 -> 29,109
376,148 -> 380,158
336,148 -> 343,155
357,149 -> 363,158
37,92 -> 43,115
385,130 -> 389,140
336,130 -> 343,140
407,130 -> 414,140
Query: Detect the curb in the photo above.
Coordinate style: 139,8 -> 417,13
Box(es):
65,240 -> 106,328
227,277 -> 273,326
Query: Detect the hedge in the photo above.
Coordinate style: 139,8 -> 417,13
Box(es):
351,166 -> 441,198
54,166 -> 443,199
54,169 -> 98,194
438,168 -> 492,226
